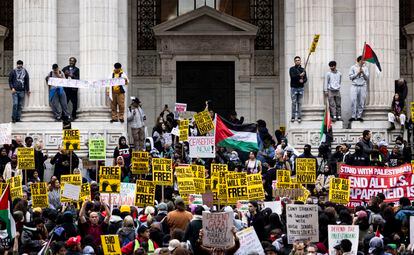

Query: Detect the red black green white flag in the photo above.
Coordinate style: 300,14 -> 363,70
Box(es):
362,43 -> 382,72
0,185 -> 16,250
320,103 -> 332,145
215,115 -> 258,152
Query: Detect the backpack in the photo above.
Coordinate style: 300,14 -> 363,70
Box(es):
120,229 -> 135,248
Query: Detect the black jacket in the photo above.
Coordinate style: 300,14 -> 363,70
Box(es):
289,65 -> 307,88
9,68 -> 30,91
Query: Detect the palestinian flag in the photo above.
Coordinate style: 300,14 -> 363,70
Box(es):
320,103 -> 332,145
362,43 -> 382,72
215,115 -> 258,152
0,185 -> 16,250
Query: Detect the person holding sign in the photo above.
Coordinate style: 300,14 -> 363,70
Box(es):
2,154 -> 21,181
289,56 -> 308,123
247,201 -> 266,241
107,62 -> 129,123
50,146 -> 79,180
79,198 -> 111,247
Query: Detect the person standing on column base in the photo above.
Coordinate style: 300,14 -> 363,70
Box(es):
45,64 -> 71,122
9,60 -> 30,123
62,57 -> 80,120
127,97 -> 146,150
289,56 -> 307,123
324,61 -> 342,122
349,56 -> 369,122
107,62 -> 129,123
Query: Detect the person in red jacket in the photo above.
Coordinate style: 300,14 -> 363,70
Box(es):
121,225 -> 159,254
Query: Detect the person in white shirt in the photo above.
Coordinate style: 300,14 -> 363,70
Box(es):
324,61 -> 342,121
127,97 -> 146,150
349,56 -> 369,122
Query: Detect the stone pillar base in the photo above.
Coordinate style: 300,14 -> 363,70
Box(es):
21,107 -> 54,122
77,108 -> 112,122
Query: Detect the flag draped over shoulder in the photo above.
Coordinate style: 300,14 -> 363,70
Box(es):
0,185 -> 16,250
362,43 -> 382,72
215,115 -> 258,152
320,103 -> 332,145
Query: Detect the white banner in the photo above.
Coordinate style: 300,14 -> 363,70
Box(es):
0,123 -> 12,145
188,136 -> 215,158
286,204 -> 319,244
48,77 -> 125,88
328,225 -> 359,255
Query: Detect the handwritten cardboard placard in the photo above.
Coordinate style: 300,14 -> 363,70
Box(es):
286,204 -> 319,244
328,225 -> 359,255
202,211 -> 234,248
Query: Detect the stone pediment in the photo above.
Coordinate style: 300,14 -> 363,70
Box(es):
153,6 -> 257,36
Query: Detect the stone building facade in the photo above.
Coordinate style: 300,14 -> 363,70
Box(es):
0,0 -> 412,155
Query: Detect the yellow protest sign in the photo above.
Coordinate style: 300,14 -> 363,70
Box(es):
192,165 -> 206,193
296,185 -> 311,203
80,183 -> 91,202
211,164 -> 228,192
152,158 -> 173,185
99,166 -> 121,193
194,111 -> 214,135
179,119 -> 189,142
88,138 -> 106,161
131,151 -> 149,174
205,179 -> 212,192
175,166 -> 193,178
101,235 -> 121,255
329,178 -> 350,204
276,170 -> 291,188
177,177 -> 195,195
226,172 -> 248,204
411,102 -> 414,120
7,175 -> 22,200
309,34 -> 320,53
0,183 -> 7,196
191,164 -> 205,178
135,180 -> 155,207
218,170 -> 228,202
63,129 -> 80,150
247,173 -> 264,200
31,182 -> 49,208
17,148 -> 35,169
295,158 -> 317,184
61,174 -> 82,202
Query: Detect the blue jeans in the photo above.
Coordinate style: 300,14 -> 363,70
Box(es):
291,87 -> 304,119
12,91 -> 25,121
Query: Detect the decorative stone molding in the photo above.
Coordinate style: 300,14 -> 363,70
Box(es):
254,50 -> 274,76
137,54 -> 158,76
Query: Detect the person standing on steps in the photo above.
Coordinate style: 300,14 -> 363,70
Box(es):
289,56 -> 307,123
62,57 -> 80,120
107,62 -> 129,123
349,56 -> 369,122
324,60 -> 342,122
9,60 -> 30,123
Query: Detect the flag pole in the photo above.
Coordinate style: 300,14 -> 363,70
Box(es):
360,41 -> 366,67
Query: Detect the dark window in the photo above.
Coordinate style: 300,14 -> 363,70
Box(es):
0,0 -> 13,51
400,0 -> 414,49
137,0 -> 161,50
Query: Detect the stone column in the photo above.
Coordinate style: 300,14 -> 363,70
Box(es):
295,0 -> 334,120
355,0 -> 396,120
14,0 -> 57,121
78,0 -> 119,121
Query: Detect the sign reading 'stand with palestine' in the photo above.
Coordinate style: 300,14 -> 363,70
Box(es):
295,158 -> 317,184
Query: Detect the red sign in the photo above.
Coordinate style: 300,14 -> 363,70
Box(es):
339,164 -> 413,207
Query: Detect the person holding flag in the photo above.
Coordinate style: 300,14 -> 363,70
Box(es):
349,56 -> 369,122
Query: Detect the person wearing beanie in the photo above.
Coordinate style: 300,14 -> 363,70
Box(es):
166,197 -> 193,234
121,224 -> 159,255
184,205 -> 204,250
65,235 -> 82,255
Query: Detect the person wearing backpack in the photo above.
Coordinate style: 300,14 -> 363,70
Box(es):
9,60 -> 30,123
117,216 -> 136,248
45,64 -> 71,121
106,62 -> 129,123
121,225 -> 159,255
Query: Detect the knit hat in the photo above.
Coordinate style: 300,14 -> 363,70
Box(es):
355,210 -> 367,219
120,205 -> 131,214
66,235 -> 81,247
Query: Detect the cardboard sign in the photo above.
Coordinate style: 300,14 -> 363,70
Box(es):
189,194 -> 203,205
188,136 -> 215,158
272,180 -> 304,199
296,185 -> 311,203
7,175 -> 22,201
100,193 -> 120,206
226,172 -> 248,204
31,182 -> 49,208
235,227 -> 265,255
329,177 -> 350,204
89,138 -> 106,161
17,148 -> 35,170
338,164 -> 413,207
100,235 -> 121,255
202,211 -> 234,248
99,166 -> 121,193
135,180 -> 155,207
263,201 -> 282,215
295,158 -> 317,184
60,174 -> 82,202
194,111 -> 214,135
0,123 -> 11,145
309,34 -> 320,53
171,126 -> 180,137
328,225 -> 359,255
131,151 -> 149,174
80,183 -> 91,202
152,158 -> 173,185
120,182 -> 136,206
247,173 -> 265,201
286,204 -> 319,244
62,183 -> 81,201
277,170 -> 291,185
179,119 -> 189,142
175,103 -> 187,113
63,129 -> 80,151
